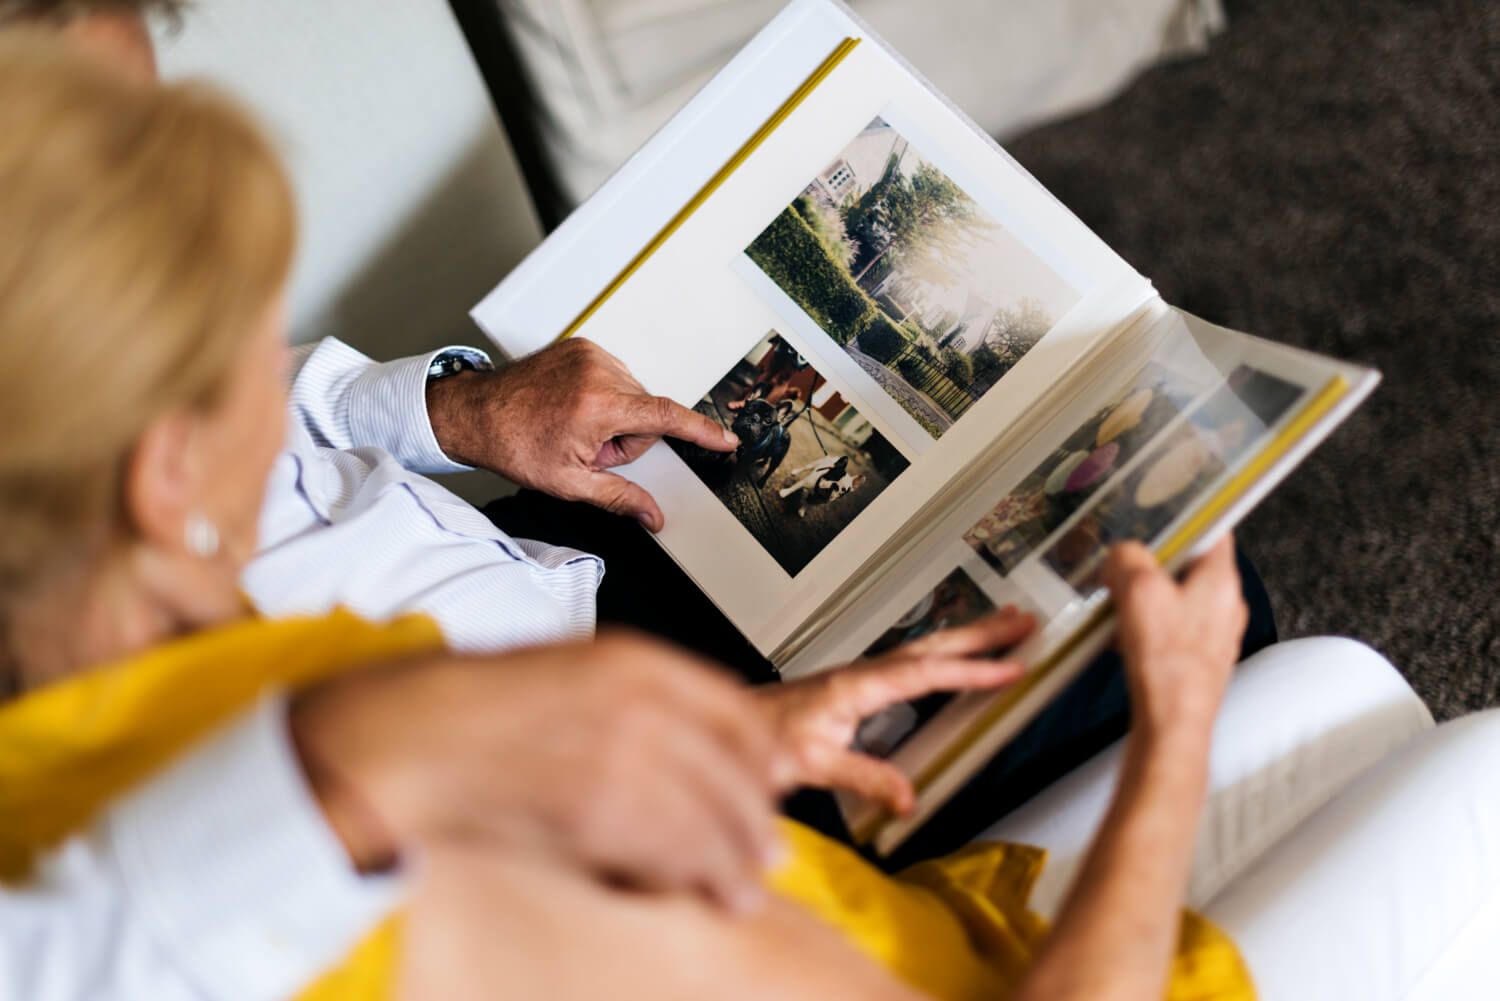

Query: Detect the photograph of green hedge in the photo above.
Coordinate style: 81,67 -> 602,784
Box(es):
743,116 -> 1069,440
747,206 -> 875,346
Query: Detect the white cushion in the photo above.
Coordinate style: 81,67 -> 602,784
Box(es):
1207,709 -> 1500,1001
499,0 -> 1228,204
982,637 -> 1435,918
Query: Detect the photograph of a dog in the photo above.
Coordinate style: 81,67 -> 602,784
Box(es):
669,331 -> 909,577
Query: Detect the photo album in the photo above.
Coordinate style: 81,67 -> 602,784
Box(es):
472,0 -> 1378,853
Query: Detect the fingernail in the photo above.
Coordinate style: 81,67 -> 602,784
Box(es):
722,428 -> 738,445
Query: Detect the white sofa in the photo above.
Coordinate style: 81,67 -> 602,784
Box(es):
156,0 -> 1226,359
496,0 -> 1228,208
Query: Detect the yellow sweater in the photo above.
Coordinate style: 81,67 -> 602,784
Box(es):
0,612 -> 1253,1000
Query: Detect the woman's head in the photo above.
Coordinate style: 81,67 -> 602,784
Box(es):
0,36 -> 295,662
0,0 -> 179,81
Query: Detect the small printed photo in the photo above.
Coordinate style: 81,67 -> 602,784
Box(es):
744,115 -> 1079,438
863,566 -> 996,657
1042,366 -> 1308,592
963,363 -> 1203,578
854,567 -> 996,758
668,331 -> 910,577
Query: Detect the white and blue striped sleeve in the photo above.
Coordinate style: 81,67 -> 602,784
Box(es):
287,337 -> 492,475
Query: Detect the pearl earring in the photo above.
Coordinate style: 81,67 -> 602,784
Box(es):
184,514 -> 220,558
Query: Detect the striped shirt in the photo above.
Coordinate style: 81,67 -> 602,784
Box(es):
243,338 -> 604,651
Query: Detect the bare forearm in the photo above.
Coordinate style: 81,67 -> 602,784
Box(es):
1014,726 -> 1212,1001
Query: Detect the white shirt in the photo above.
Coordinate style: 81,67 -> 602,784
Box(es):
2,340 -> 605,1000
246,337 -> 603,652
0,698 -> 400,1001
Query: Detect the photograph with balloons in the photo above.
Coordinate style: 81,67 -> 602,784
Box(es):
962,362 -> 1204,578
1039,365 -> 1308,593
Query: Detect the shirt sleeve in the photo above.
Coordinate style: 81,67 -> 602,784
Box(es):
0,696 -> 404,1001
288,337 -> 492,475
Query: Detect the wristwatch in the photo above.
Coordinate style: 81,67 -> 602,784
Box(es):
426,348 -> 494,383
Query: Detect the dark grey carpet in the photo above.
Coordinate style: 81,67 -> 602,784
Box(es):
1006,0 -> 1499,720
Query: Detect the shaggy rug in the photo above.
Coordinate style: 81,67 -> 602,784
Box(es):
1006,0 -> 1499,718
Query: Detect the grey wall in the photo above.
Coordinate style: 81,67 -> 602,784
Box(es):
154,0 -> 543,360
154,1 -> 540,502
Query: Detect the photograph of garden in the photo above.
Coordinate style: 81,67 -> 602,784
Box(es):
962,362 -> 1205,578
667,331 -> 910,577
1040,365 -> 1307,593
745,115 -> 1079,438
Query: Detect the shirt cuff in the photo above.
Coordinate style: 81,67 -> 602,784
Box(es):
107,695 -> 404,1001
347,348 -> 490,475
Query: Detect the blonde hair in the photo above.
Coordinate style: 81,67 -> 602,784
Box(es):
0,35 -> 295,593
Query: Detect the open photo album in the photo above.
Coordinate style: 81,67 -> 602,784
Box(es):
472,0 -> 1378,853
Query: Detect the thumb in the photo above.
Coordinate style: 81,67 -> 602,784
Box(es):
575,470 -> 665,532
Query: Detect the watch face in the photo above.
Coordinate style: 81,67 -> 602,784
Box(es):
428,350 -> 495,383
429,353 -> 479,380
429,352 -> 498,384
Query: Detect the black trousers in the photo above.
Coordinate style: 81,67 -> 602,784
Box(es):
482,491 -> 1277,871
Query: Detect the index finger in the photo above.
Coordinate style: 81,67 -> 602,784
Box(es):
621,394 -> 739,453
838,655 -> 1024,718
899,607 -> 1036,658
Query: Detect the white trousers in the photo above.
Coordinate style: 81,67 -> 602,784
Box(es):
1207,708 -> 1500,1000
983,637 -> 1500,999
